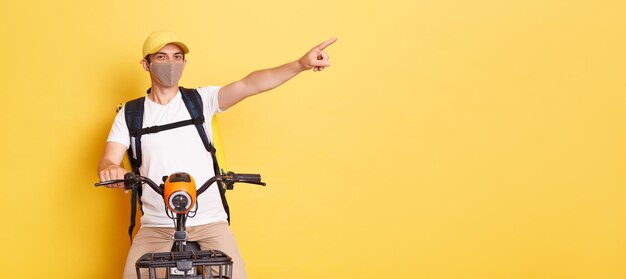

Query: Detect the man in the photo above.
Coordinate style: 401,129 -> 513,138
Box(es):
98,30 -> 336,279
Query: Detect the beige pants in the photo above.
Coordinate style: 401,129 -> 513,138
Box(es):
123,221 -> 247,279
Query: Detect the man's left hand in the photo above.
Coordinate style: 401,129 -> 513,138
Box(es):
298,38 -> 337,72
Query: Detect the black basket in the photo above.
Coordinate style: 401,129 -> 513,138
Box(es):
135,250 -> 233,279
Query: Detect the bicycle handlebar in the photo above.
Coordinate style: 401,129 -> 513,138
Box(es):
95,171 -> 266,197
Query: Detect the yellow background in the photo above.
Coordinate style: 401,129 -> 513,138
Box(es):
1,0 -> 625,278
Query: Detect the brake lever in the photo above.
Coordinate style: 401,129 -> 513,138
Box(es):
222,180 -> 266,190
95,179 -> 126,187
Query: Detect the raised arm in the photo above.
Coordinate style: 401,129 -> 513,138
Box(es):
218,38 -> 337,110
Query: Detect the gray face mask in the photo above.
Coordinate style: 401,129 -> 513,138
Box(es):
149,62 -> 185,87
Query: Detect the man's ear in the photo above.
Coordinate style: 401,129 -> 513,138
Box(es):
140,59 -> 150,72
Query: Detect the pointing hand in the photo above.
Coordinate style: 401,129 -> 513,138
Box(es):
298,38 -> 337,72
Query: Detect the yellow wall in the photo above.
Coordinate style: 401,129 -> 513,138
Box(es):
1,0 -> 625,278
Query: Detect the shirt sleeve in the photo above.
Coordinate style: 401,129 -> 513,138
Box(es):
106,106 -> 130,148
197,86 -> 224,116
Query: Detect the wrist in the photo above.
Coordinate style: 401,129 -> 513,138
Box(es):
295,58 -> 308,72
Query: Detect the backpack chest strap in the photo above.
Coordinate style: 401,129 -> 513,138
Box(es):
129,116 -> 205,137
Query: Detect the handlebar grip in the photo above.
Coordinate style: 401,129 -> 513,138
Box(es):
225,172 -> 266,187
95,173 -> 163,195
232,173 -> 262,183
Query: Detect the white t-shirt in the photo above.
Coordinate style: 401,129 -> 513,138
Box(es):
107,86 -> 228,227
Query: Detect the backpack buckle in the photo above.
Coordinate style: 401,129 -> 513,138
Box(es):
192,117 -> 204,125
146,125 -> 160,134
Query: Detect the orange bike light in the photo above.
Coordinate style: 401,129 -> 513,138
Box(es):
164,172 -> 197,214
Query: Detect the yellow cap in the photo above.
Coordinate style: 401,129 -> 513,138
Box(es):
142,30 -> 189,58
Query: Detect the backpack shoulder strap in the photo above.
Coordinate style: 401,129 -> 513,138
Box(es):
179,87 -> 231,223
124,96 -> 145,174
123,96 -> 145,242
179,87 -> 215,153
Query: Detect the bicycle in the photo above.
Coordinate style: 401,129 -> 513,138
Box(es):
96,171 -> 265,279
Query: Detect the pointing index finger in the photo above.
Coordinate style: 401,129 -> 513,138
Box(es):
315,37 -> 337,51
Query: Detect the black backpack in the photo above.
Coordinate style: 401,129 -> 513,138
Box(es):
122,86 -> 230,241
